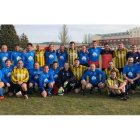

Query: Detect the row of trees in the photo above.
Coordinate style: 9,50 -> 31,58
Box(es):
0,25 -> 29,50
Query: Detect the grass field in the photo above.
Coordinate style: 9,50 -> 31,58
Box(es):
1,90 -> 140,115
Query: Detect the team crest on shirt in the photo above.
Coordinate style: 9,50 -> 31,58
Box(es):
2,57 -> 8,61
60,56 -> 64,60
128,72 -> 133,77
17,56 -> 21,61
82,56 -> 87,61
28,56 -> 33,61
7,72 -> 11,77
44,78 -> 48,83
92,52 -> 97,57
35,75 -> 39,79
91,76 -> 96,80
49,54 -> 54,59
54,74 -> 58,79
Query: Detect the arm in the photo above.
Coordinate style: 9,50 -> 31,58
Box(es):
11,69 -> 18,84
22,69 -> 29,83
39,75 -> 45,91
1,69 -> 7,83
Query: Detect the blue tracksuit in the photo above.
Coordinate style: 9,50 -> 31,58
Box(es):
2,66 -> 13,84
0,70 -> 4,96
23,51 -> 35,70
0,51 -> 12,68
56,50 -> 68,68
123,64 -> 138,79
50,67 -> 60,82
82,69 -> 106,85
11,51 -> 23,66
29,68 -> 43,84
45,51 -> 57,66
39,71 -> 54,91
88,47 -> 102,62
78,50 -> 89,65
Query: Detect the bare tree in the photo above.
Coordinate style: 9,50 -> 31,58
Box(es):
58,24 -> 70,46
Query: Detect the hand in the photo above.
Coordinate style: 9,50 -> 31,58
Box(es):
6,83 -> 11,87
18,81 -> 23,85
129,79 -> 134,84
34,83 -> 38,86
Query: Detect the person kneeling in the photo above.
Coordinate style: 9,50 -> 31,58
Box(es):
39,65 -> 54,97
106,70 -> 128,101
11,60 -> 29,99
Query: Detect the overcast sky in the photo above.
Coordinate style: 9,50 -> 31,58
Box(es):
15,25 -> 139,43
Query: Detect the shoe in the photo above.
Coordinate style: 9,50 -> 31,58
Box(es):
24,95 -> 29,99
48,93 -> 52,97
81,89 -> 86,95
0,96 -> 4,100
16,91 -> 22,97
58,93 -> 64,96
120,96 -> 127,101
125,95 -> 130,99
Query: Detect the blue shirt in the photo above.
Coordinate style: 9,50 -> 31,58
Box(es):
45,51 -> 57,66
2,66 -> 13,83
78,50 -> 89,65
123,64 -> 138,79
0,51 -> 12,68
11,51 -> 23,66
23,51 -> 35,70
82,69 -> 106,85
29,68 -> 43,84
0,70 -> 3,81
50,67 -> 60,82
127,51 -> 140,64
88,47 -> 102,62
39,71 -> 54,91
56,50 -> 68,68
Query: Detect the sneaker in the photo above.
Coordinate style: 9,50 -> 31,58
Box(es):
0,96 -> 4,100
58,93 -> 64,96
24,95 -> 29,99
120,96 -> 127,101
48,92 -> 52,97
16,91 -> 22,97
125,95 -> 130,99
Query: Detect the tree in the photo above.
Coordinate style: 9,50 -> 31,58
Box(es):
83,33 -> 93,44
19,33 -> 29,49
0,25 -> 19,50
58,24 -> 70,46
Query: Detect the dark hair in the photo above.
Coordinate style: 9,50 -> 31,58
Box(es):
104,43 -> 109,46
44,65 -> 49,68
110,70 -> 117,74
49,44 -> 54,47
34,62 -> 40,65
69,41 -> 75,45
27,43 -> 33,46
15,44 -> 20,47
74,58 -> 79,61
18,59 -> 23,63
108,60 -> 113,63
53,61 -> 58,64
92,41 -> 97,43
5,59 -> 12,63
128,56 -> 134,59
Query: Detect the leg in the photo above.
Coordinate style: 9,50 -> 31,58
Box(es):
21,83 -> 28,99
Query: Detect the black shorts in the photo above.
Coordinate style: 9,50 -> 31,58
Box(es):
128,81 -> 137,90
74,80 -> 81,89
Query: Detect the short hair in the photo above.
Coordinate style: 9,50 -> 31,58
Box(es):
5,59 -> 12,63
69,41 -> 75,45
18,59 -> 23,63
104,43 -> 109,46
108,60 -> 114,63
44,65 -> 49,68
110,70 -> 117,74
92,40 -> 97,43
34,62 -> 40,65
49,44 -> 54,47
15,44 -> 20,47
74,58 -> 79,61
119,42 -> 124,45
27,43 -> 33,46
53,61 -> 58,64
128,56 -> 134,60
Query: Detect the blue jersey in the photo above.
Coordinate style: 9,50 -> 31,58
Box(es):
11,51 -> 23,66
50,67 -> 60,82
78,50 -> 89,65
29,68 -> 43,84
0,70 -> 3,81
0,51 -> 12,68
136,63 -> 140,84
88,47 -> 102,62
23,51 -> 35,70
2,66 -> 13,84
82,69 -> 106,85
39,71 -> 54,91
123,64 -> 138,79
45,51 -> 57,66
56,50 -> 68,68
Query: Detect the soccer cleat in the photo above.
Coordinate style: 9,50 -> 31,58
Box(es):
120,96 -> 127,101
24,95 -> 29,99
58,93 -> 64,96
16,91 -> 22,97
0,96 -> 4,100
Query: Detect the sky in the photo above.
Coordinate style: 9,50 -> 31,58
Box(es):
15,25 -> 140,43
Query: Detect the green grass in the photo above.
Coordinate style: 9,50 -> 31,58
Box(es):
1,91 -> 140,115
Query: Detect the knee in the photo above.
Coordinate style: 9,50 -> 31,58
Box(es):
86,83 -> 92,90
29,83 -> 33,88
81,80 -> 86,86
74,88 -> 81,94
21,83 -> 27,91
49,82 -> 54,88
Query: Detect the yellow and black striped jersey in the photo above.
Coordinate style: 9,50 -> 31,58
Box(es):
114,49 -> 129,69
67,49 -> 78,65
105,67 -> 120,78
35,50 -> 45,67
70,64 -> 88,81
106,77 -> 124,87
11,68 -> 29,84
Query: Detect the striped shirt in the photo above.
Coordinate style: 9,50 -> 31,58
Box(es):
35,50 -> 45,67
114,49 -> 128,69
105,67 -> 120,78
70,64 -> 88,81
11,68 -> 29,84
67,49 -> 78,65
